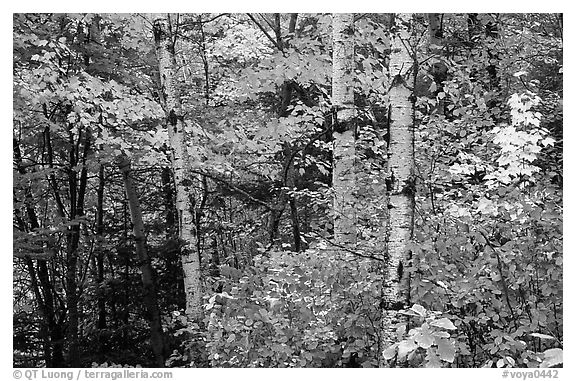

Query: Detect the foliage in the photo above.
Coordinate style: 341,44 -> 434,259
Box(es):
203,248 -> 382,367
383,305 -> 457,367
13,13 -> 561,368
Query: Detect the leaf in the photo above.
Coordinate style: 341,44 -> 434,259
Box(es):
530,333 -> 556,341
540,348 -> 562,368
397,339 -> 418,360
541,137 -> 555,147
432,331 -> 450,339
436,338 -> 455,363
430,317 -> 457,330
505,356 -> 516,367
425,349 -> 443,368
382,344 -> 398,360
414,324 -> 434,349
513,70 -> 528,78
410,304 -> 427,317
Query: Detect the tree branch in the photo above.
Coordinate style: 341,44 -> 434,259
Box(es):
308,230 -> 385,262
282,118 -> 331,186
477,229 -> 518,323
188,168 -> 275,211
247,13 -> 284,53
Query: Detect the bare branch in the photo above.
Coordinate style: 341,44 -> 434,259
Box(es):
247,13 -> 284,52
189,168 -> 275,211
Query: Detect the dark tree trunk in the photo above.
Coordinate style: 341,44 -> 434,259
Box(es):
116,155 -> 166,367
14,138 -> 66,367
161,166 -> 176,238
262,14 -> 303,250
468,13 -> 500,91
64,128 -> 90,367
95,165 -> 107,332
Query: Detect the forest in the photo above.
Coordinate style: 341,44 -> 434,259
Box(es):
13,13 -> 563,368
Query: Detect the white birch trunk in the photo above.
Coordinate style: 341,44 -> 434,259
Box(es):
380,12 -> 416,366
332,13 -> 357,246
152,14 -> 202,323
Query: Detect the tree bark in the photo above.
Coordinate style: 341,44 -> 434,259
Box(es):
380,12 -> 416,367
265,14 -> 303,250
332,13 -> 356,246
427,14 -> 447,112
116,155 -> 166,367
428,13 -> 443,46
64,126 -> 90,367
14,138 -> 65,367
152,13 -> 203,324
468,13 -> 500,91
95,165 -> 107,331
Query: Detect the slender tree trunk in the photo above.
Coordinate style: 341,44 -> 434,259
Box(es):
380,13 -> 416,367
427,14 -> 447,113
428,13 -> 443,46
332,13 -> 356,246
94,164 -> 108,364
64,126 -> 90,367
468,13 -> 500,91
161,165 -> 176,238
266,15 -> 302,250
197,15 -> 211,105
285,145 -> 302,252
116,155 -> 166,367
95,165 -> 107,331
288,13 -> 298,37
152,14 -> 203,325
14,138 -> 64,366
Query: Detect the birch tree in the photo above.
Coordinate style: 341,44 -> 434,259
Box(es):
332,13 -> 357,246
381,12 -> 416,366
152,13 -> 202,324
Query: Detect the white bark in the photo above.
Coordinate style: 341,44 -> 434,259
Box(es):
152,14 -> 202,323
380,13 -> 416,366
332,13 -> 357,246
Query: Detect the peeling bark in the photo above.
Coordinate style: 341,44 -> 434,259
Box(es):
380,12 -> 416,367
152,13 -> 203,324
332,13 -> 357,246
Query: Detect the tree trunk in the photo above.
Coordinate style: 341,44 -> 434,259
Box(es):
14,138 -> 65,366
380,12 -> 416,367
428,13 -> 443,46
332,13 -> 356,246
64,127 -> 90,367
152,13 -> 203,324
427,14 -> 447,113
468,13 -> 500,91
270,15 -> 302,251
286,145 -> 302,252
116,155 -> 166,367
95,165 -> 107,331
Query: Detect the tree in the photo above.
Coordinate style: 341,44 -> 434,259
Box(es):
246,13 -> 305,251
13,137 -> 66,367
151,13 -> 203,325
380,12 -> 416,366
12,13 -> 562,369
332,13 -> 357,246
116,154 -> 166,367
